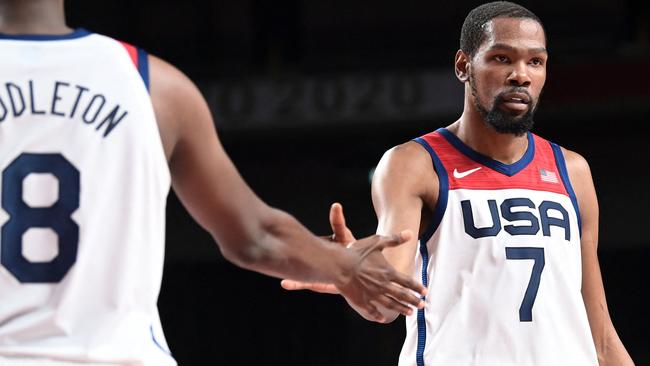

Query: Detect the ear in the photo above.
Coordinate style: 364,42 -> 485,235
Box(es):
455,50 -> 470,83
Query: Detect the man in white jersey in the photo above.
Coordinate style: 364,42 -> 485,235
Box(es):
282,2 -> 635,365
0,0 -> 428,364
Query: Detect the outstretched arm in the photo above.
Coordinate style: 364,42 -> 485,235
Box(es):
564,148 -> 634,366
370,141 -> 439,322
148,55 -> 426,321
282,141 -> 437,323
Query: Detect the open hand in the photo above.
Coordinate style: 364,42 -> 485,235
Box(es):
281,203 -> 426,322
282,202 -> 353,294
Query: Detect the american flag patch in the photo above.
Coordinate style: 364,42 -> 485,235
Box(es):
540,169 -> 558,183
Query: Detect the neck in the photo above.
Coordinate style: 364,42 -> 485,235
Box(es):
447,92 -> 529,165
0,0 -> 70,34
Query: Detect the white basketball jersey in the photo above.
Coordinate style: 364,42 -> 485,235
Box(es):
399,129 -> 598,366
0,29 -> 175,365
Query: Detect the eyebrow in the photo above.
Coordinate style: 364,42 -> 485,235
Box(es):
487,43 -> 548,54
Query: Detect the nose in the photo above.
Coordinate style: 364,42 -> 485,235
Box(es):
507,62 -> 531,87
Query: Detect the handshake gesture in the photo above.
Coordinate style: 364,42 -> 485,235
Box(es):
282,203 -> 426,323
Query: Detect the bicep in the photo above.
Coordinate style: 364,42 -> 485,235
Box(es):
565,150 -> 602,299
372,144 -> 436,275
564,149 -> 610,341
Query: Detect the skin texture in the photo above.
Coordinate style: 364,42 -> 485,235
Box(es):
0,0 -> 428,324
148,56 -> 427,321
284,16 -> 634,366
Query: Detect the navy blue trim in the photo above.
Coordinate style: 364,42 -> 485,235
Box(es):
412,137 -> 450,366
437,128 -> 535,177
0,28 -> 90,41
136,48 -> 150,91
150,325 -> 172,356
413,137 -> 449,244
416,242 -> 429,366
550,142 -> 582,235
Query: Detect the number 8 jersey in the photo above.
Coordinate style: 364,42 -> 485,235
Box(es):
0,30 -> 174,365
399,128 -> 598,366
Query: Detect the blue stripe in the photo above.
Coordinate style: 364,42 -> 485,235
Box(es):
413,137 -> 449,244
150,325 -> 172,356
0,28 -> 91,41
416,244 -> 429,366
550,142 -> 582,235
412,137 -> 450,366
136,48 -> 150,92
437,128 -> 535,177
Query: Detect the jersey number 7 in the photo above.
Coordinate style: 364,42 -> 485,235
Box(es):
505,246 -> 545,322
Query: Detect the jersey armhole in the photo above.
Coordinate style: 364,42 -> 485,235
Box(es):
412,137 -> 449,244
412,137 -> 446,366
119,41 -> 150,92
550,142 -> 582,235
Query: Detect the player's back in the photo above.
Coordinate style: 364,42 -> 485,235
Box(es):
0,29 -> 175,365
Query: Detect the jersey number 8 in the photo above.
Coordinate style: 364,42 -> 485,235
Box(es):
1,153 -> 80,283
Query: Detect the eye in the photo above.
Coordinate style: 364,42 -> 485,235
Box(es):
494,55 -> 509,63
530,58 -> 544,66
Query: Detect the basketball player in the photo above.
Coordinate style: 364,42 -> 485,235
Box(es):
0,0 -> 427,364
282,2 -> 635,365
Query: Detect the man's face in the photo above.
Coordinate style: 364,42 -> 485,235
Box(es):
468,17 -> 547,136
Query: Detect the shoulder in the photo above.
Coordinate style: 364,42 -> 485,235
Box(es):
146,54 -> 215,160
374,140 -> 438,196
382,139 -> 434,165
148,55 -> 204,109
378,140 -> 434,175
560,147 -> 593,184
559,147 -> 598,218
147,54 -> 212,125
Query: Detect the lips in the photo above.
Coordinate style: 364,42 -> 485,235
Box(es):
497,91 -> 532,113
501,92 -> 531,104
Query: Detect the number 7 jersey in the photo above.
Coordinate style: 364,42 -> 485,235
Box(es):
0,30 -> 174,365
399,128 -> 598,366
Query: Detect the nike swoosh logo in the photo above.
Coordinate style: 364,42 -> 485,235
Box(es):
453,167 -> 482,178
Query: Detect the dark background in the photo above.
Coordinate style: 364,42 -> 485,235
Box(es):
67,1 -> 649,365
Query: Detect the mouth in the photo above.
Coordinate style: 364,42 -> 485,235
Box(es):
498,92 -> 531,112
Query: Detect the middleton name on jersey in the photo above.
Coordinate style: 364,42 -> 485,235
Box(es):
0,79 -> 129,138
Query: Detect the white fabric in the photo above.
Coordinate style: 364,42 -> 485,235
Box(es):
399,188 -> 598,366
0,33 -> 174,365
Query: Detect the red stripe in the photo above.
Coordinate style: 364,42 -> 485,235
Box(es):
119,41 -> 139,68
419,132 -> 569,196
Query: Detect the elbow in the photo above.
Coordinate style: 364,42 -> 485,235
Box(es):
210,207 -> 288,269
219,240 -> 269,269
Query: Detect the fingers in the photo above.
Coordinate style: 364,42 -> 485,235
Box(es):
280,279 -> 340,294
358,301 -> 386,323
390,270 -> 428,298
384,282 -> 426,309
368,230 -> 414,252
329,203 -> 347,232
377,295 -> 416,317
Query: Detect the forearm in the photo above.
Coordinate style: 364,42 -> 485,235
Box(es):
583,270 -> 634,365
218,207 -> 355,287
595,328 -> 634,366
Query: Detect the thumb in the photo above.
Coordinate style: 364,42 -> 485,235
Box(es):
377,230 -> 414,250
329,202 -> 355,244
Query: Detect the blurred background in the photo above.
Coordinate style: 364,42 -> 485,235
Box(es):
68,0 -> 649,365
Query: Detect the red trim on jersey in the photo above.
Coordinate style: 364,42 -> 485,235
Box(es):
420,131 -> 569,196
119,41 -> 139,68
